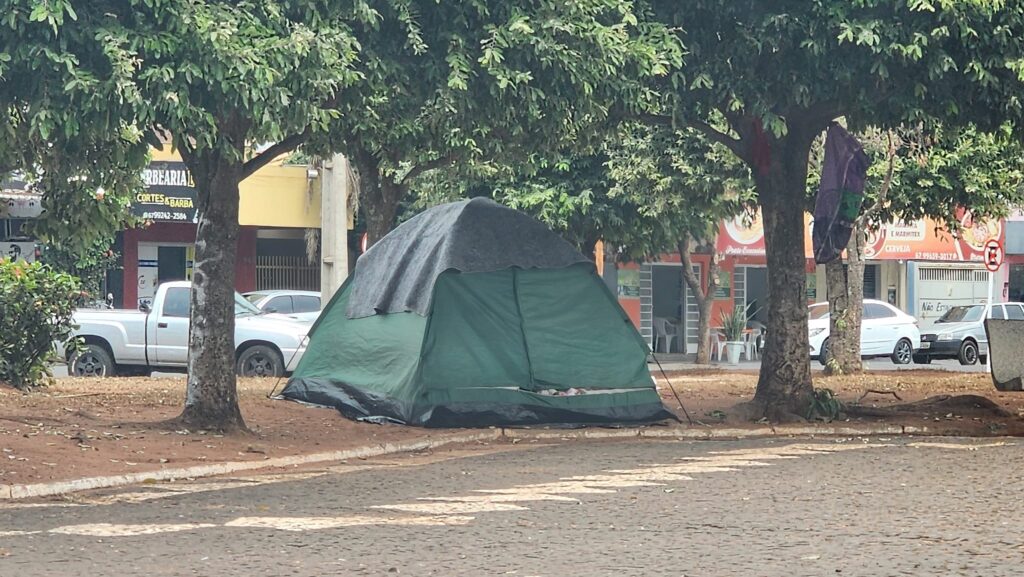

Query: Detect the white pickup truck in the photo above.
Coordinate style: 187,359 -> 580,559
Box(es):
64,281 -> 311,378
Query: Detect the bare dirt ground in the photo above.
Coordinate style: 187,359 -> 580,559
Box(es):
657,369 -> 1024,434
0,377 -> 455,487
2,369 -> 1023,487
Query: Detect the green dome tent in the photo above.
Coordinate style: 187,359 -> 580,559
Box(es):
282,197 -> 670,427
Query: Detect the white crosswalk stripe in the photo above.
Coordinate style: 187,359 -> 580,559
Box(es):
10,440 -> 1009,537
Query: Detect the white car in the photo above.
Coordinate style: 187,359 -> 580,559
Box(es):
808,299 -> 921,366
243,290 -> 322,323
915,302 -> 1024,365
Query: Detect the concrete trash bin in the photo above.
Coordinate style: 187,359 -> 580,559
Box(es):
984,319 -> 1024,391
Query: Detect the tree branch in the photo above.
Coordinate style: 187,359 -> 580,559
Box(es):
351,144 -> 383,202
400,154 -> 457,186
690,117 -> 747,160
173,134 -> 194,166
636,111 -> 746,160
635,112 -> 674,128
857,130 -> 897,227
802,100 -> 842,128
148,126 -> 171,150
678,236 -> 707,305
242,129 -> 310,179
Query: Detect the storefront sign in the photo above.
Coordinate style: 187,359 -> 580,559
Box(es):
717,210 -> 815,258
132,161 -> 198,223
3,241 -> 36,263
617,269 -> 640,298
719,212 -> 769,256
806,273 -> 817,300
1,189 -> 43,219
714,269 -> 731,299
862,214 -> 1003,262
716,208 -> 1003,263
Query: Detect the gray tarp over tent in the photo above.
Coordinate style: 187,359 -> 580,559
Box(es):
282,197 -> 671,427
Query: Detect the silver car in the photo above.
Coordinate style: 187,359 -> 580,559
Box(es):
915,302 -> 1024,365
243,290 -> 322,323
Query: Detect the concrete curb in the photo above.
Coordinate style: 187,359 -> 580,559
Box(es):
0,430 -> 503,501
508,424 -> 912,441
0,422 -> 979,500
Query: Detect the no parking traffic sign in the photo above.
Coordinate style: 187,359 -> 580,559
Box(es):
984,238 -> 1003,273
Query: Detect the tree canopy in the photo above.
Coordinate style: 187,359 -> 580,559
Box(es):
866,125 -> 1024,229
410,152 -> 653,262
1,0 -> 150,253
2,0 -> 368,430
636,1 -> 1024,416
3,0 -> 675,429
8,0 -> 1024,424
606,124 -> 754,260
316,0 -> 674,244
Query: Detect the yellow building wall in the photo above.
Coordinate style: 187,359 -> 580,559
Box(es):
238,164 -> 321,228
150,146 -> 321,229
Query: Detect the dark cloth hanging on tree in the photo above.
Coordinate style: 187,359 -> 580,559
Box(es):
812,123 -> 871,264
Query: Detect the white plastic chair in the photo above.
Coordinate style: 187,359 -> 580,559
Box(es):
653,317 -> 677,353
743,327 -> 763,361
710,329 -> 727,362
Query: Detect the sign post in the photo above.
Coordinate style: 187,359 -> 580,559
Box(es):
984,238 -> 1003,373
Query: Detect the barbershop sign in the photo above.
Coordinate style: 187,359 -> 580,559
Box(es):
131,161 -> 198,223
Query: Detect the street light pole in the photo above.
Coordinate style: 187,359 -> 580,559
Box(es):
320,154 -> 350,302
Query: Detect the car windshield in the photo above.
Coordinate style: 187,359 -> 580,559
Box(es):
244,292 -> 267,304
936,305 -> 984,323
808,304 -> 830,320
234,293 -> 263,316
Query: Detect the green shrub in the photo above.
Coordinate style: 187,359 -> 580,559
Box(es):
0,258 -> 81,389
805,388 -> 844,422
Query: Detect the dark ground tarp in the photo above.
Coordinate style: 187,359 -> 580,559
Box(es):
347,197 -> 590,318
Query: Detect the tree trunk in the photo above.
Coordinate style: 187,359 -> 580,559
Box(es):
353,150 -> 403,247
696,288 -> 715,364
177,145 -> 246,432
679,235 -> 720,365
750,133 -> 816,419
822,129 -> 895,375
824,229 -> 866,374
581,237 -> 599,263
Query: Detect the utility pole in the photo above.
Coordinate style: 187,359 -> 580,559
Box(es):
320,154 -> 349,302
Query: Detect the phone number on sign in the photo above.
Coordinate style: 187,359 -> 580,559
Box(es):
141,211 -> 190,221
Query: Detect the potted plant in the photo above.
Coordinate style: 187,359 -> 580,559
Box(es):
719,305 -> 748,365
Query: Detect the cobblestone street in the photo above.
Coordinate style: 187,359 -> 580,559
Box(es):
2,437 -> 1022,576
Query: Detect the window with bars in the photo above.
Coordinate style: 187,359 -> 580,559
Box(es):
919,268 -> 984,282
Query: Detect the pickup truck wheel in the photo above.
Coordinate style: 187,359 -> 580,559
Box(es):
237,345 -> 284,378
70,344 -> 116,377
